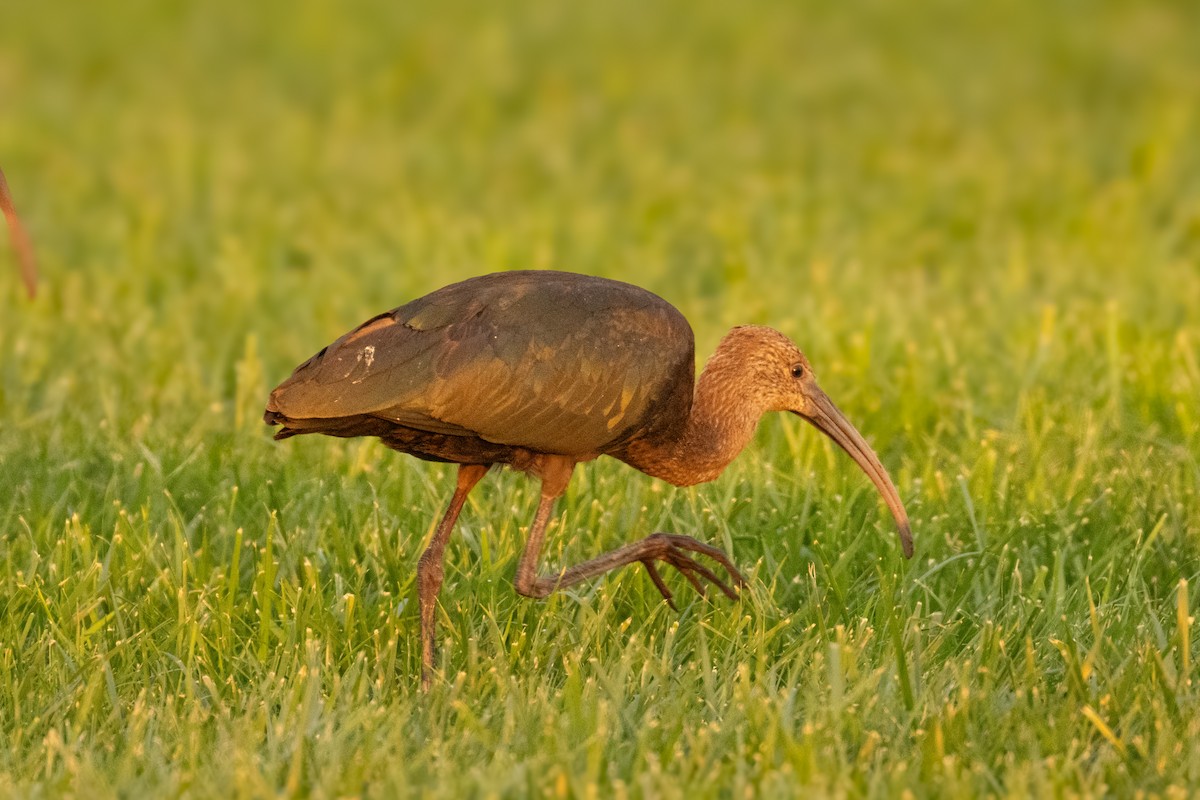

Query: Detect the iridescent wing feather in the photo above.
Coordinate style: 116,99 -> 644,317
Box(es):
267,272 -> 694,455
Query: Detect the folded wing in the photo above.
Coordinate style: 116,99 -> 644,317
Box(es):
266,271 -> 694,455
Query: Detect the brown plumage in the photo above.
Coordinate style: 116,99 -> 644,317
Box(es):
265,270 -> 912,689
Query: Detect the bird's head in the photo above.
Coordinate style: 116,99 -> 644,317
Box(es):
716,325 -> 914,558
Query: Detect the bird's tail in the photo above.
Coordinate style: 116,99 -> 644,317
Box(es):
262,407 -> 394,441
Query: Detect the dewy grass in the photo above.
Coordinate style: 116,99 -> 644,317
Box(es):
2,0 -> 1200,796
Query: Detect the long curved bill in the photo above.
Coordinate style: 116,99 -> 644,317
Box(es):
797,387 -> 913,558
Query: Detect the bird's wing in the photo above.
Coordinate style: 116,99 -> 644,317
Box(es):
268,272 -> 694,454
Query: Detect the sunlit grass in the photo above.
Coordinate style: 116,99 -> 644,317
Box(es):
2,0 -> 1199,796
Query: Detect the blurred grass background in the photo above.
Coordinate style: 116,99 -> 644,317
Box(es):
2,0 -> 1199,796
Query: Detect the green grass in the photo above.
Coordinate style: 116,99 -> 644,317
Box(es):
2,0 -> 1200,796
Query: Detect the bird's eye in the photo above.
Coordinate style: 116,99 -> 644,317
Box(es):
790,364 -> 805,379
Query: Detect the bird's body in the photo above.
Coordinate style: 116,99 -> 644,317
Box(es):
266,270 -> 912,689
267,271 -> 695,474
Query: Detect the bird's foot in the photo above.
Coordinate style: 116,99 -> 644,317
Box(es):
638,532 -> 747,611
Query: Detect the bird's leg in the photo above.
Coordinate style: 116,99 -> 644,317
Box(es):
416,463 -> 489,692
512,459 -> 746,607
0,168 -> 38,299
512,457 -> 574,598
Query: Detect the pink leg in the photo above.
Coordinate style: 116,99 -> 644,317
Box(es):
417,463 -> 489,691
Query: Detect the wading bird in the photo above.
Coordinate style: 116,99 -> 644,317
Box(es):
0,168 -> 38,298
264,270 -> 912,689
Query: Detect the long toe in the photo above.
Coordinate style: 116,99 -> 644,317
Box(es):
645,533 -> 747,603
641,560 -> 679,610
659,534 -> 748,588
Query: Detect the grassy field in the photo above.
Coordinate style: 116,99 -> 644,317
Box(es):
2,0 -> 1199,796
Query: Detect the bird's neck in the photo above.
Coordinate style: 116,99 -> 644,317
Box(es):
622,354 -> 761,487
